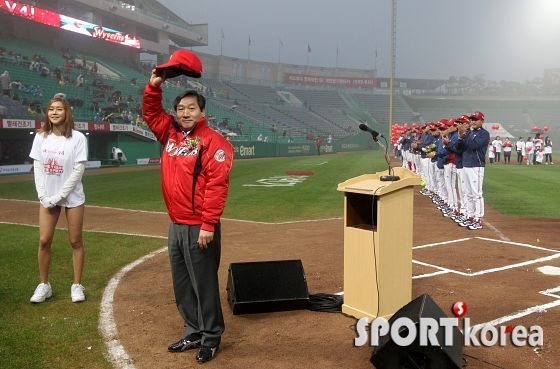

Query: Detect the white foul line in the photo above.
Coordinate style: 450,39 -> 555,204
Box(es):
470,286 -> 560,335
99,246 -> 168,369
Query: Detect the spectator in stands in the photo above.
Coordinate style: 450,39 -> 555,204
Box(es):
28,105 -> 38,116
32,86 -> 43,96
81,56 -> 86,69
76,75 -> 84,88
257,134 -> 263,141
2,148 -> 14,164
93,112 -> 101,122
91,61 -> 98,74
90,101 -> 100,112
307,131 -> 313,141
35,105 -> 44,116
327,135 -> 333,143
226,90 -> 230,100
53,67 -> 62,81
10,79 -> 22,90
40,65 -> 49,77
64,59 -> 72,70
1,70 -> 10,95
130,77 -> 137,86
23,85 -> 33,94
59,78 -> 66,87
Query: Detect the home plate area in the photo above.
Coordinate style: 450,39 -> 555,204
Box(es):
409,236 -> 560,367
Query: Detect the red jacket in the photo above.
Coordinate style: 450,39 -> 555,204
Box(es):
143,83 -> 233,232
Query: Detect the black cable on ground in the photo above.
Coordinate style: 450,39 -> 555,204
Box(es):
307,293 -> 343,312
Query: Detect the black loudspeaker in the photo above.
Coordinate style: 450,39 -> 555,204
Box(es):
370,294 -> 463,369
226,260 -> 309,315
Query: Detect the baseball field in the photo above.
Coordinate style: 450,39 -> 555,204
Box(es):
1,150 -> 560,369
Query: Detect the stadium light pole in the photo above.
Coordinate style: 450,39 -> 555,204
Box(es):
389,0 -> 396,129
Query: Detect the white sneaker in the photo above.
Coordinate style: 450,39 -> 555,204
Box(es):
30,282 -> 52,303
71,284 -> 85,302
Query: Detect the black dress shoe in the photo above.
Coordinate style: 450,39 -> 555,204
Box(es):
196,345 -> 219,363
168,338 -> 201,352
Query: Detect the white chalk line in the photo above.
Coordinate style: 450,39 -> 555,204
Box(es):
413,236 -> 560,336
0,221 -> 167,239
0,199 -> 342,224
99,246 -> 167,369
481,219 -> 510,241
470,286 -> 560,335
413,236 -> 560,279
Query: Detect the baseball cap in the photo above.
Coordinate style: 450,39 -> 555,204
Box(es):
155,50 -> 202,79
470,111 -> 485,120
448,118 -> 456,126
456,114 -> 470,123
54,92 -> 66,99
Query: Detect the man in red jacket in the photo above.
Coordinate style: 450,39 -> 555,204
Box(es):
316,135 -> 322,155
143,67 -> 233,364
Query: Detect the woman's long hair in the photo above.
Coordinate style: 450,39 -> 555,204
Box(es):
36,97 -> 75,138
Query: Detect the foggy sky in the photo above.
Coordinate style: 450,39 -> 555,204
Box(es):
157,0 -> 560,83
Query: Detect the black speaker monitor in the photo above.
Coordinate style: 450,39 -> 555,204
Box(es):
226,260 -> 309,315
370,293 -> 463,369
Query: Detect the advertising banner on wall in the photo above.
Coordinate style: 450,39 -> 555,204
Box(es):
0,0 -> 140,48
284,73 -> 376,87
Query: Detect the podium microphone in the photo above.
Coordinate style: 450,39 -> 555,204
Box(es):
359,124 -> 383,139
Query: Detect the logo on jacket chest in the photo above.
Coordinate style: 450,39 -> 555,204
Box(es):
166,138 -> 200,157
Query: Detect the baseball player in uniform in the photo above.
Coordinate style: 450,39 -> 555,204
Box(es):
457,111 -> 489,230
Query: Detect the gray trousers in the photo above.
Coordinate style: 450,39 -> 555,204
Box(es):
168,222 -> 224,347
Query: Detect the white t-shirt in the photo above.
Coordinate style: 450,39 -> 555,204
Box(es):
544,142 -> 553,154
533,138 -> 543,149
536,151 -> 544,162
516,141 -> 525,153
492,139 -> 503,153
29,130 -> 88,207
525,141 -> 534,154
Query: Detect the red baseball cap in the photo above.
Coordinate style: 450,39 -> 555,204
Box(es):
155,50 -> 202,79
470,111 -> 485,120
456,114 -> 470,123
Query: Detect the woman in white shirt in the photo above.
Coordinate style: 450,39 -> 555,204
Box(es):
515,137 -> 525,164
491,136 -> 503,164
29,97 -> 88,303
525,137 -> 534,165
544,136 -> 553,165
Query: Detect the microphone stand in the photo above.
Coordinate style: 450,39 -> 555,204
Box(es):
374,135 -> 400,181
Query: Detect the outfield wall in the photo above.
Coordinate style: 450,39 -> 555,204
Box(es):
231,132 -> 377,159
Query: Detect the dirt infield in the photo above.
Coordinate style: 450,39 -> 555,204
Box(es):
2,164 -> 560,369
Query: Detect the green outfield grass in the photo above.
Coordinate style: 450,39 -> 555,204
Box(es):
1,150 -> 560,368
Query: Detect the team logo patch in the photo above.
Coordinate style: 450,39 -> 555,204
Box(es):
214,149 -> 226,162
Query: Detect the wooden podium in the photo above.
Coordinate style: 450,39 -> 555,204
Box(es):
337,167 -> 420,322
